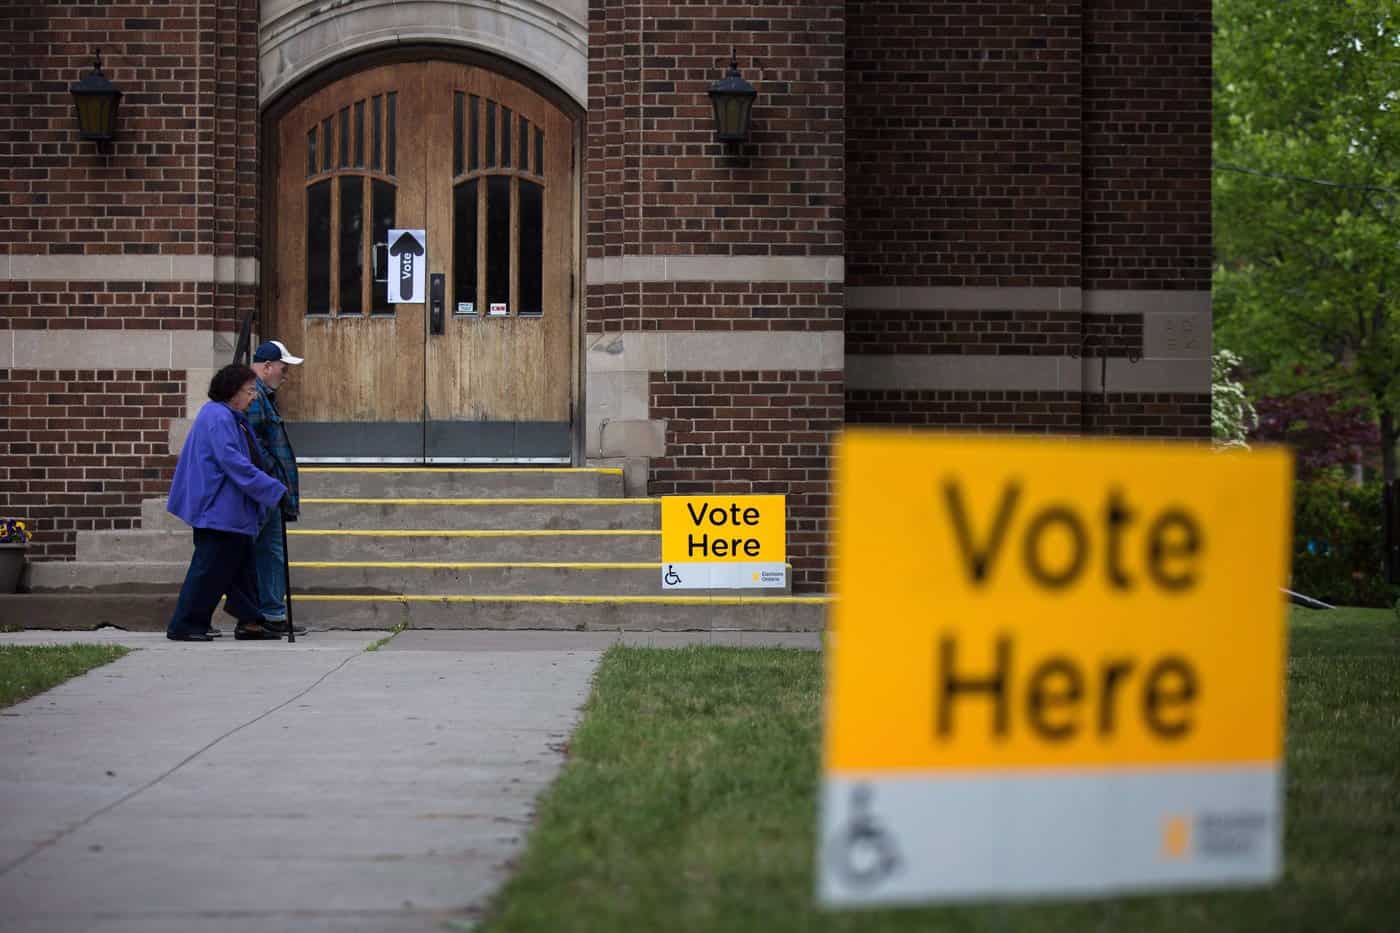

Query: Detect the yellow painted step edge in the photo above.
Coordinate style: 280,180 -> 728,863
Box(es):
301,467 -> 623,475
295,594 -> 831,605
288,529 -> 659,537
301,497 -> 656,506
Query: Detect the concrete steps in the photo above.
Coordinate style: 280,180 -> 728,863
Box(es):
17,466 -> 825,631
27,560 -> 793,597
141,497 -> 661,531
80,529 -> 662,563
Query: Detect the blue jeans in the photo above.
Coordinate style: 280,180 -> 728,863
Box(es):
167,527 -> 261,637
254,510 -> 287,622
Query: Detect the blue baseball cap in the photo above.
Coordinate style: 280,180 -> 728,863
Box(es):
253,340 -> 304,364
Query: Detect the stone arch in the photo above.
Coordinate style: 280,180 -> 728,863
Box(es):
259,0 -> 587,108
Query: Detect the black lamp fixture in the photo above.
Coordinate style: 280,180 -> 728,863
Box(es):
70,50 -> 123,144
707,50 -> 757,145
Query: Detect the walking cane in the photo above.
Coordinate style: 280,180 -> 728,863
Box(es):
281,511 -> 295,643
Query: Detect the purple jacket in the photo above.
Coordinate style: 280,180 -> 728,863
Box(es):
167,401 -> 287,536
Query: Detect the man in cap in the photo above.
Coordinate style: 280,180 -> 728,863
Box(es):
248,339 -> 307,635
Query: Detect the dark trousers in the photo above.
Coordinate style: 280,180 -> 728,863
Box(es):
167,527 -> 261,636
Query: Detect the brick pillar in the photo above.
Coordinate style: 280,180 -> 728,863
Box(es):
586,1 -> 846,591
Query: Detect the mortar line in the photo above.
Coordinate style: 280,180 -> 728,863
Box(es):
0,650 -> 362,879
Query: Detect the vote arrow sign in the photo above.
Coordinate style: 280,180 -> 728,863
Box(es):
388,230 -> 425,302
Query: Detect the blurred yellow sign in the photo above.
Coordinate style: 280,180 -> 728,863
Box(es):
819,432 -> 1293,905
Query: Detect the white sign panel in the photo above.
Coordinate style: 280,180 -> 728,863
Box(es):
387,229 -> 426,304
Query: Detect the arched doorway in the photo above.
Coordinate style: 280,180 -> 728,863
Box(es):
265,57 -> 579,462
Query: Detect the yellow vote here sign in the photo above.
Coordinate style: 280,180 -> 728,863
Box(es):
661,495 -> 786,589
820,432 -> 1292,906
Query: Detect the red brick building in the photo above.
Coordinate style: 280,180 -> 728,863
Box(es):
2,1 -> 1212,592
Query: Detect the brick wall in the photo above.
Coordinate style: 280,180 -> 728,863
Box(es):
1083,0 -> 1212,289
1084,392 -> 1211,438
588,0 -> 844,259
2,0 -> 259,333
846,1 -> 1083,288
0,369 -> 186,560
587,281 -> 842,334
846,390 -> 1083,433
846,309 -> 1083,356
0,281 -> 211,330
650,370 -> 841,592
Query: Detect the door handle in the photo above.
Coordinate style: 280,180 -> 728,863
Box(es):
430,272 -> 445,335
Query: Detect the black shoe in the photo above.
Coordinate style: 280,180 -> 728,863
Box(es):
207,627 -> 224,638
168,631 -> 215,642
233,621 -> 276,641
261,620 -> 307,636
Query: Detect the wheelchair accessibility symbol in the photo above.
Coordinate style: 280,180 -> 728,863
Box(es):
664,565 -> 682,586
828,784 -> 901,888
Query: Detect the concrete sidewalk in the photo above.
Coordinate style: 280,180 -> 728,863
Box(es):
0,629 -> 822,933
0,630 -> 600,933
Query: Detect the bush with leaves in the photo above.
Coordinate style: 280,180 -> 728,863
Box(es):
1212,349 -> 1257,448
1290,470 -> 1397,607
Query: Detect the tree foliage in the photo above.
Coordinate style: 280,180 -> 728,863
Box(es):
1214,0 -> 1400,480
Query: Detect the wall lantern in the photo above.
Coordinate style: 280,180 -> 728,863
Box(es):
70,50 -> 123,144
707,51 -> 756,144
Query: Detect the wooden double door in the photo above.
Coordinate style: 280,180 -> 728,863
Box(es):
270,60 -> 577,462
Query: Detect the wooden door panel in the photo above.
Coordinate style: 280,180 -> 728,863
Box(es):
424,61 -> 574,459
272,59 -> 576,462
274,65 -> 427,437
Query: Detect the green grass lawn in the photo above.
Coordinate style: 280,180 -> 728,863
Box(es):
0,644 -> 131,710
480,607 -> 1400,933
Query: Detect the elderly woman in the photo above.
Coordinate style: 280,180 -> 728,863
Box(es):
165,364 -> 288,642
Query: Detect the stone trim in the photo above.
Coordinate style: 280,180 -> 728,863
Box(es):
848,286 -> 1082,311
846,354 -> 1210,394
3,255 -> 259,285
1084,290 -> 1212,315
586,255 -> 845,285
9,330 -> 219,370
587,331 -> 844,373
259,0 -> 589,106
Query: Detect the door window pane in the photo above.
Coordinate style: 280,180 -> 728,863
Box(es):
371,179 -> 397,315
485,100 -> 496,169
386,92 -> 397,176
469,95 -> 479,172
338,108 -> 349,168
453,92 -> 464,176
535,127 -> 544,178
519,116 -> 530,173
372,95 -> 382,170
486,175 -> 510,309
518,180 -> 543,316
307,127 -> 317,176
501,107 -> 512,168
306,180 -> 331,314
453,180 -> 478,314
339,176 -> 364,315
354,100 -> 365,167
321,118 -> 334,172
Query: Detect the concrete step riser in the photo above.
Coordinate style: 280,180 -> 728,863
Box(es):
81,529 -> 661,563
26,562 -> 792,597
299,502 -> 659,531
299,471 -> 625,499
0,594 -> 826,632
140,499 -> 659,532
